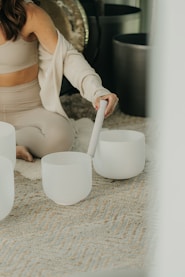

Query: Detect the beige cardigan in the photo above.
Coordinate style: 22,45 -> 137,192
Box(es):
38,30 -> 111,118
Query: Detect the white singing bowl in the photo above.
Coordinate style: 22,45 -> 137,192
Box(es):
41,100 -> 107,206
41,152 -> 92,205
93,130 -> 145,179
0,121 -> 16,168
0,156 -> 15,221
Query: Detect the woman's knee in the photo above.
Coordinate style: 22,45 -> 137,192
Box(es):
49,127 -> 74,151
16,112 -> 75,158
40,123 -> 74,157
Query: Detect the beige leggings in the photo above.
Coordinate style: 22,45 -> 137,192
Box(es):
0,79 -> 74,158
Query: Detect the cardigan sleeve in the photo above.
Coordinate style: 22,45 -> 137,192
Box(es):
38,30 -> 111,117
62,35 -> 111,104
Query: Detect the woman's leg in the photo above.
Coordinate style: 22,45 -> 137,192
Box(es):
15,107 -> 74,158
0,79 -> 74,161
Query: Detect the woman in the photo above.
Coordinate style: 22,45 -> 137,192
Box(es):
0,0 -> 118,162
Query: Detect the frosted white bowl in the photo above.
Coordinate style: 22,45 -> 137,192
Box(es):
93,130 -> 145,179
0,156 -> 14,221
0,121 -> 16,168
41,152 -> 92,205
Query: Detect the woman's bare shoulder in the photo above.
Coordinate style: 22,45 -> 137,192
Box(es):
23,1 -> 51,24
22,2 -> 58,53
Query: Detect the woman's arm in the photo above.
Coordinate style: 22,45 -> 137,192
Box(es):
23,3 -> 118,117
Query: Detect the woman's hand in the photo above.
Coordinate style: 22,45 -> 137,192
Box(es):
94,93 -> 119,118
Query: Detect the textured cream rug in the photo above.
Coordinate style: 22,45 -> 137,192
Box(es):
0,94 -> 155,277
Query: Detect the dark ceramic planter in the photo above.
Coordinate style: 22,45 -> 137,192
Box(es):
81,1 -> 141,91
113,33 -> 148,117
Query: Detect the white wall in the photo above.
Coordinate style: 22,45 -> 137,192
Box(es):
148,1 -> 185,276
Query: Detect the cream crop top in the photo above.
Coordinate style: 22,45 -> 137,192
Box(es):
0,36 -> 39,74
0,0 -> 38,74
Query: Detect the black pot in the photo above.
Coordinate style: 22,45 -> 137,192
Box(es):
113,33 -> 148,117
81,1 -> 141,91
